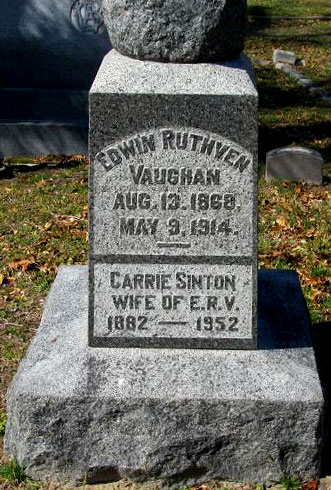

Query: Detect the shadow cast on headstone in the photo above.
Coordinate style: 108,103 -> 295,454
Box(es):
257,269 -> 312,350
312,322 -> 331,476
1,0 -> 111,90
199,0 -> 247,62
0,121 -> 88,159
258,271 -> 331,475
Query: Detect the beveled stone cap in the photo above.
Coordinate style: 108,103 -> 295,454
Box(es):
102,0 -> 247,62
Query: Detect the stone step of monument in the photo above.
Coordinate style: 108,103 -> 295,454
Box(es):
4,266 -> 323,486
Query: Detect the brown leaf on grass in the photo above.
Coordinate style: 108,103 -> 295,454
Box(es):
193,485 -> 210,490
34,179 -> 46,187
8,259 -> 37,272
259,251 -> 285,259
305,276 -> 321,286
39,262 -> 58,274
302,479 -> 319,490
53,214 -> 81,227
0,275 -> 16,287
310,289 -> 323,300
43,222 -> 52,231
276,217 -> 287,227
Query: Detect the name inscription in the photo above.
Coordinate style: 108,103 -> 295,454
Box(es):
92,128 -> 254,257
96,129 -> 251,174
93,264 -> 253,340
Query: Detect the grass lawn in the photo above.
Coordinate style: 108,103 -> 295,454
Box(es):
248,0 -> 331,17
0,0 -> 330,488
247,2 -> 331,93
245,0 -> 330,328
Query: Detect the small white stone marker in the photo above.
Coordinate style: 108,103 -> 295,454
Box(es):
266,146 -> 323,184
273,49 -> 297,65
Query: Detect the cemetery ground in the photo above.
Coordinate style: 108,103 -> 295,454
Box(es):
248,0 -> 331,93
0,2 -> 330,490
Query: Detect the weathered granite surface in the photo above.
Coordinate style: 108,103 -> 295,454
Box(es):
5,266 -> 324,486
102,0 -> 247,62
91,262 -> 255,349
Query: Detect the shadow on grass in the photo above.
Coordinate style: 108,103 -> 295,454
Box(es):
257,30 -> 331,48
247,6 -> 272,38
259,121 -> 331,163
257,66 -> 326,108
255,66 -> 331,164
248,4 -> 331,49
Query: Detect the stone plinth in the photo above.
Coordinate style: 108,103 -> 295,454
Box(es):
89,50 -> 258,349
4,266 -> 324,486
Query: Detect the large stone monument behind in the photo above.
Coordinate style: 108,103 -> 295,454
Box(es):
4,0 -> 325,486
0,0 -> 111,157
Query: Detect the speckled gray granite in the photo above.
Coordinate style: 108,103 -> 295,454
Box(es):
89,51 -> 258,349
102,0 -> 247,62
89,50 -> 257,98
5,266 -> 324,486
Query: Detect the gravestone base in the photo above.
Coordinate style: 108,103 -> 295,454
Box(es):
5,266 -> 324,486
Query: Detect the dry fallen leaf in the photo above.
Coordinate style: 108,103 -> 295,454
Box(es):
276,217 -> 287,227
9,259 -> 37,272
302,479 -> 319,490
53,214 -> 81,227
43,222 -> 52,231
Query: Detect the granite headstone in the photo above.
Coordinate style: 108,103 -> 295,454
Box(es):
4,266 -> 324,485
89,52 -> 258,349
266,146 -> 324,184
273,49 -> 297,66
